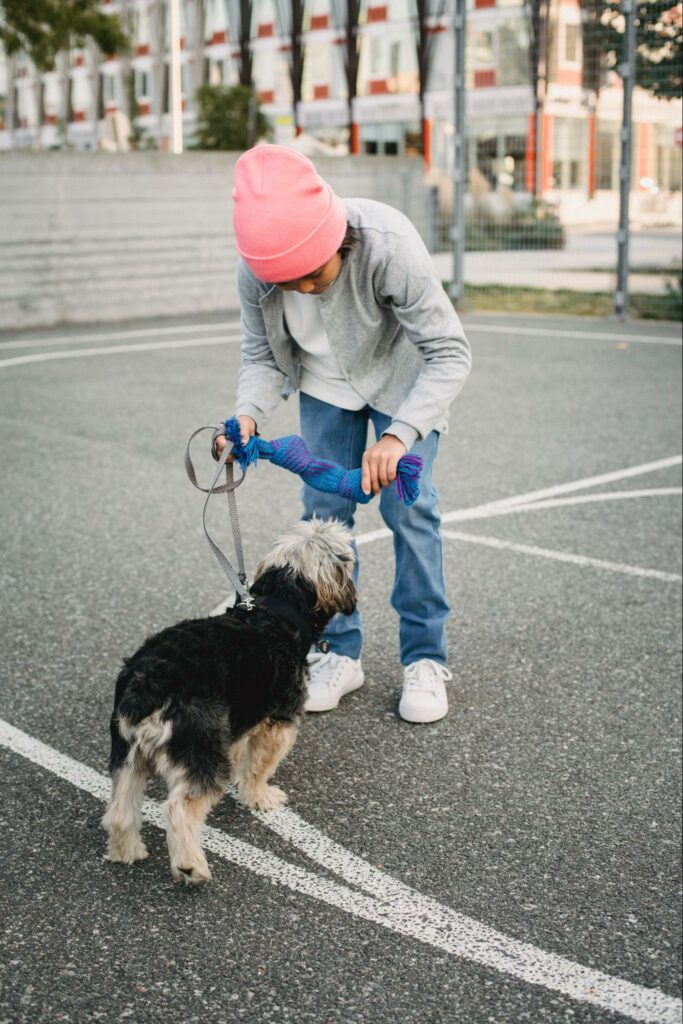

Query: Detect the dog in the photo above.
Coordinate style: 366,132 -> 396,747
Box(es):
102,516 -> 356,884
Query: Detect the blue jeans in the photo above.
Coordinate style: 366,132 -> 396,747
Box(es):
299,393 -> 450,666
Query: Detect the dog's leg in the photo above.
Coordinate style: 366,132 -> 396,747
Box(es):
163,777 -> 220,885
231,720 -> 299,812
102,754 -> 149,864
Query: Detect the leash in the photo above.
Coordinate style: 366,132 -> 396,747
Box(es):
184,426 -> 255,610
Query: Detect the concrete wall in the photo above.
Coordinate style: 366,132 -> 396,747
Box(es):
0,152 -> 435,331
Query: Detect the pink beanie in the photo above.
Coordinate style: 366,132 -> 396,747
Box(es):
232,145 -> 347,283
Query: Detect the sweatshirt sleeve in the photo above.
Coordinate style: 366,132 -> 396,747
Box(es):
233,259 -> 287,428
375,233 -> 472,444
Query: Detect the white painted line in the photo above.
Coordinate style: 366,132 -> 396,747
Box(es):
466,323 -> 682,347
441,488 -> 682,524
441,455 -> 683,523
355,486 -> 683,547
0,334 -> 242,371
1,716 -> 680,1024
442,530 -> 683,583
0,320 -> 242,351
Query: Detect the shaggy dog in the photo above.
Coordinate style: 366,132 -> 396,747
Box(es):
102,517 -> 356,884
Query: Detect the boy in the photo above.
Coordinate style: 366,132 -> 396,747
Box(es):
218,144 -> 471,723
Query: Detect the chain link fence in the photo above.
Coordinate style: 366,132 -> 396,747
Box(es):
433,0 -> 682,322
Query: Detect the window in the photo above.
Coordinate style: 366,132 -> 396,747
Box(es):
390,41 -> 401,78
136,69 -> 151,99
564,23 -> 580,63
474,30 -> 494,65
498,22 -> 529,86
552,117 -> 586,190
370,37 -> 382,76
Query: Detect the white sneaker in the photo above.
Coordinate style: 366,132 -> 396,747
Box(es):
305,652 -> 364,712
399,660 -> 452,723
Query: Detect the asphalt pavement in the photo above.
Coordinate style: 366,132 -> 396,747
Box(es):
0,312 -> 681,1024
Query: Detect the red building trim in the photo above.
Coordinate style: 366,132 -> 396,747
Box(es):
258,22 -> 274,38
310,14 -> 330,29
543,113 -> 554,191
367,6 -> 388,21
474,0 -> 496,8
587,110 -> 597,196
638,122 -> 652,186
423,118 -> 432,171
313,84 -> 330,100
258,89 -> 275,103
210,30 -> 227,45
369,79 -> 389,95
557,68 -> 581,87
474,69 -> 496,88
135,44 -> 150,57
526,113 -> 536,192
351,122 -> 360,155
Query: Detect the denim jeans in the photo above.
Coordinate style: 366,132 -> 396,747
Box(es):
299,393 -> 450,667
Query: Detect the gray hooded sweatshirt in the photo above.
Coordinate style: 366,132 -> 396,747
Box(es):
234,197 -> 472,451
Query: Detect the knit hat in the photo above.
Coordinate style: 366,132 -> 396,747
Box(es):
232,145 -> 347,283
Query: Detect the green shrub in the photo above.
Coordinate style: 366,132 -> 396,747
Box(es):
192,84 -> 271,151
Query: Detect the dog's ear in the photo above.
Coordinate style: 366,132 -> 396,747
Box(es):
338,571 -> 357,617
314,562 -> 356,618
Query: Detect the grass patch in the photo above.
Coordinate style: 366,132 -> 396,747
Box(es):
452,284 -> 682,321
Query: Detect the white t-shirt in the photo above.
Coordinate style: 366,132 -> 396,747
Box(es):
282,290 -> 366,411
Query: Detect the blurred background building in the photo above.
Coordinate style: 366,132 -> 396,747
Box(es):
0,0 -> 681,226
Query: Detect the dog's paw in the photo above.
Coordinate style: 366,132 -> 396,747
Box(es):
171,860 -> 212,885
105,837 -> 149,864
250,785 -> 289,812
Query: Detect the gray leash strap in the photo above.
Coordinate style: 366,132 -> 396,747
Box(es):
185,426 -> 253,607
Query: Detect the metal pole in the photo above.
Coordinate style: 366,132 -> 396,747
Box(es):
615,0 -> 636,319
450,0 -> 466,304
169,0 -> 184,153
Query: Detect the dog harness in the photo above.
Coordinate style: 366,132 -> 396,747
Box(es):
222,416 -> 423,507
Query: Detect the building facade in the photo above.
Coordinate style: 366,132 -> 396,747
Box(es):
0,0 -> 681,222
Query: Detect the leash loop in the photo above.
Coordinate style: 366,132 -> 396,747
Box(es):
185,426 -> 252,606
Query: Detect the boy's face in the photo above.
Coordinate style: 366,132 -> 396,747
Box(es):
275,252 -> 343,295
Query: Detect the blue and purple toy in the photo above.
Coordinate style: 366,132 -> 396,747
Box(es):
223,417 -> 423,507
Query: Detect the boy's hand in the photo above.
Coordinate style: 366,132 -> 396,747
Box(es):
214,415 -> 256,460
361,434 -> 408,496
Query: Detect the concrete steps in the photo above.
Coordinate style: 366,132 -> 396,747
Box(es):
0,151 -> 433,329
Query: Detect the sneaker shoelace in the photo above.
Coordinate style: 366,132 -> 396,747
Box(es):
308,652 -> 346,688
404,660 -> 453,694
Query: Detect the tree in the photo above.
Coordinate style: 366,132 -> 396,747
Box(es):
634,0 -> 682,99
226,0 -> 255,88
580,0 -> 682,102
525,0 -> 553,197
0,0 -> 129,71
193,83 -> 270,150
331,0 -> 362,153
414,0 -> 448,162
275,0 -> 306,134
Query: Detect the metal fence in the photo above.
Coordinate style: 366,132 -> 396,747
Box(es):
440,0 -> 682,322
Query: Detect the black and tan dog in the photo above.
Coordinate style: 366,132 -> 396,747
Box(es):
102,517 -> 356,884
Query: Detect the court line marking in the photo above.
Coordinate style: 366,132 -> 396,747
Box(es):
352,458 -> 682,550
465,324 -> 682,347
442,530 -> 682,583
0,319 -> 679,351
0,320 -> 243,351
441,455 -> 683,520
0,334 -> 242,371
0,717 -> 680,1024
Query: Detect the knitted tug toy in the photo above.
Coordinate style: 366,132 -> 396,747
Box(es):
224,417 -> 423,507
